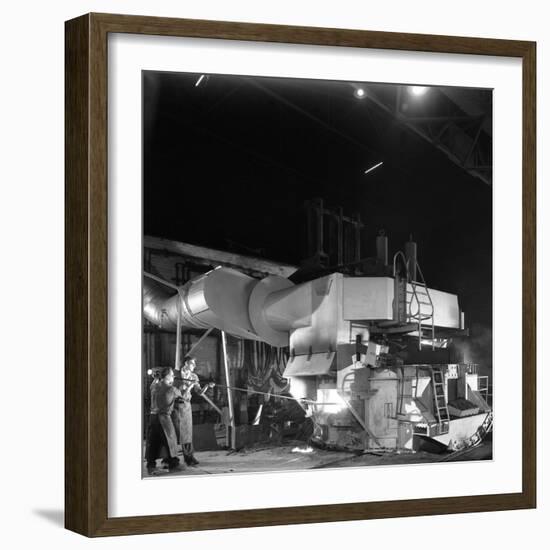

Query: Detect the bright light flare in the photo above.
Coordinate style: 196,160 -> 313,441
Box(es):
147,369 -> 153,376
354,87 -> 366,99
317,388 -> 347,414
409,86 -> 428,97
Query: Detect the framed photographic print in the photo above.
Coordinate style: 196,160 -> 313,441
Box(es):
65,13 -> 536,537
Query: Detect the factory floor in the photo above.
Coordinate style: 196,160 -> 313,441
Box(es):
143,436 -> 492,477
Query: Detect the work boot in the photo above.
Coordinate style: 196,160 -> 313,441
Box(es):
184,455 -> 199,466
168,458 -> 186,473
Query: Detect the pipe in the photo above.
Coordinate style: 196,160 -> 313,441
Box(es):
174,298 -> 182,369
143,267 -> 263,339
143,267 -> 338,348
376,232 -> 388,266
186,327 -> 214,357
221,331 -> 236,449
405,237 -> 417,281
143,267 -> 305,347
262,284 -> 312,332
143,277 -> 182,329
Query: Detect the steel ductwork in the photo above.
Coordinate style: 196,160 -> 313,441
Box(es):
143,267 -> 298,346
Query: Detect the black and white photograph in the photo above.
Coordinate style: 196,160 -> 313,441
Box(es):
141,71 -> 493,477
0,0 -> 543,544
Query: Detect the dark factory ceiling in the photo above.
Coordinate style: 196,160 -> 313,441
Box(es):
144,72 -> 492,187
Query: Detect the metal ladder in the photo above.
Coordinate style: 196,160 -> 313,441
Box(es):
393,253 -> 435,350
408,262 -> 435,350
430,367 -> 450,435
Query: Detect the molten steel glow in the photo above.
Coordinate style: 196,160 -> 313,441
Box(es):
317,388 -> 347,414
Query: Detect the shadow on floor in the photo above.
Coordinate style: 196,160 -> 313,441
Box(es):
33,509 -> 64,527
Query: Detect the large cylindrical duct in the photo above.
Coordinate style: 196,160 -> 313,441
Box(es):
143,278 -> 184,330
143,267 -> 263,340
143,267 -> 309,346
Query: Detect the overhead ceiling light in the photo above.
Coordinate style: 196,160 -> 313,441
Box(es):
409,85 -> 428,97
364,161 -> 384,175
354,87 -> 366,99
195,74 -> 207,87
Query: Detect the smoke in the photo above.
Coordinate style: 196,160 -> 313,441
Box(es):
452,322 -> 493,377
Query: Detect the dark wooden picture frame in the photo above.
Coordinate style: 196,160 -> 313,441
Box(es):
65,12 -> 536,537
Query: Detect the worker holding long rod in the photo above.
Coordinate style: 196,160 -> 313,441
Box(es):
172,355 -> 215,466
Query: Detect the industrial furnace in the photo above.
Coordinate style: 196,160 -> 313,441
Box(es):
143,236 -> 492,454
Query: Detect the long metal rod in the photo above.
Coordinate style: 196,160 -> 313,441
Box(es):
339,393 -> 381,448
174,297 -> 182,369
221,331 -> 236,449
174,376 -> 339,406
186,327 -> 214,357
199,392 -> 223,416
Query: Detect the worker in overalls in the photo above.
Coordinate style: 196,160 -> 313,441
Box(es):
173,356 -> 214,466
145,367 -> 184,475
